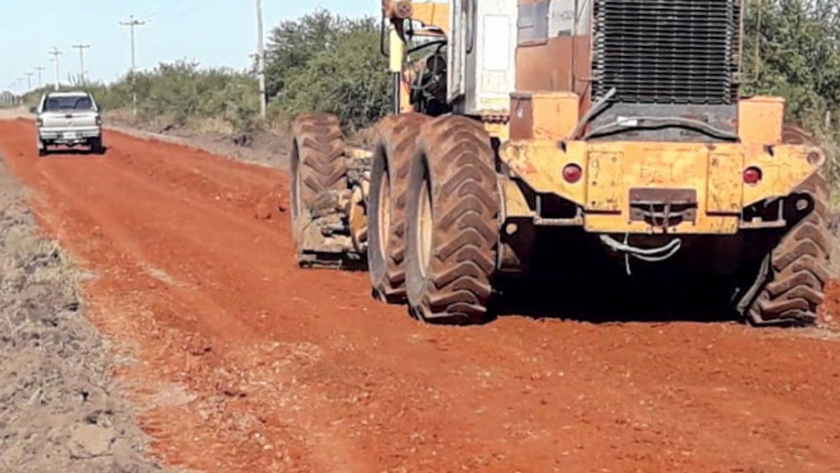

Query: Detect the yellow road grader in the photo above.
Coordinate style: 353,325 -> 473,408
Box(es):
290,0 -> 830,326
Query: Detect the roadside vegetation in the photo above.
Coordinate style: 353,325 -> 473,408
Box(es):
20,9 -> 388,138
14,3 -> 840,178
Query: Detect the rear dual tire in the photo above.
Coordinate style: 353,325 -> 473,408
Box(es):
368,113 -> 430,303
403,116 -> 501,325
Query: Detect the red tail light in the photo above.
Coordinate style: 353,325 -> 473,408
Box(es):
562,164 -> 583,184
743,167 -> 763,185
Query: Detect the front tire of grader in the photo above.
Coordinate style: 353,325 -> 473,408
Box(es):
289,113 -> 349,267
746,170 -> 831,326
368,113 -> 430,303
404,115 -> 501,325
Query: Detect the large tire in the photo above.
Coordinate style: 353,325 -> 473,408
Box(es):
404,115 -> 501,325
368,113 -> 430,303
745,128 -> 831,326
290,114 -> 348,263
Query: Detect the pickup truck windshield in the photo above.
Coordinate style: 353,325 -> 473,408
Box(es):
43,96 -> 94,112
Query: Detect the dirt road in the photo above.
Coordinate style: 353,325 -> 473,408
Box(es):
1,118 -> 840,472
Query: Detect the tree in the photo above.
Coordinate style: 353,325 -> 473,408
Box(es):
264,10 -> 390,130
264,9 -> 347,101
744,0 -> 840,125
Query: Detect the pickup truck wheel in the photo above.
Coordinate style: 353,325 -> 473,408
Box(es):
91,137 -> 105,155
38,141 -> 48,157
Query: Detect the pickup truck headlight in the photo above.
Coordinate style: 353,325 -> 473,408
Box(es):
95,115 -> 102,126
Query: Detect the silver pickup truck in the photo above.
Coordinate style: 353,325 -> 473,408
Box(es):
33,91 -> 104,156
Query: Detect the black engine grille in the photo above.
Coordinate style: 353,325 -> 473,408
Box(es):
593,0 -> 740,105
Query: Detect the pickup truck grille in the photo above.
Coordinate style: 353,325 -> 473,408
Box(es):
592,0 -> 741,105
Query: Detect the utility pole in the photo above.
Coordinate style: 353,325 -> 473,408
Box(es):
120,15 -> 148,115
255,0 -> 267,118
120,15 -> 147,72
25,72 -> 34,91
49,47 -> 62,91
72,44 -> 90,85
35,66 -> 46,88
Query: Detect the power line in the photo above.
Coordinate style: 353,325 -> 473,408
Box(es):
146,0 -> 222,23
72,44 -> 91,85
148,0 -> 202,21
25,72 -> 34,91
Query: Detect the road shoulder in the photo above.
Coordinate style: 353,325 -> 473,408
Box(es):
0,151 -> 168,472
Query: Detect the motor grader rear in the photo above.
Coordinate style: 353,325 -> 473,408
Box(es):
289,0 -> 831,326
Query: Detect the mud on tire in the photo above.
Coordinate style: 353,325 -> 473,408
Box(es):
745,128 -> 831,326
368,113 -> 430,303
404,115 -> 501,325
290,114 -> 348,263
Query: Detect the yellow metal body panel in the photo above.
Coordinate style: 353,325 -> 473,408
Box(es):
498,91 -> 826,235
738,96 -> 785,145
707,148 -> 744,213
499,175 -> 532,218
411,2 -> 450,34
483,121 -> 510,142
510,92 -> 580,141
742,146 -> 825,205
500,140 -> 824,235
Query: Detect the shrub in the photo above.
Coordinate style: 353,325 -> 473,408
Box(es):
265,10 -> 390,131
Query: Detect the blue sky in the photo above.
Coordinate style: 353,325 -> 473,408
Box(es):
0,0 -> 377,94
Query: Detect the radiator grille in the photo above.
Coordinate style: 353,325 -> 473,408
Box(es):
593,0 -> 740,105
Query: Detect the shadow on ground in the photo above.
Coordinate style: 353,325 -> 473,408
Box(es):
42,147 -> 109,157
494,273 -> 739,325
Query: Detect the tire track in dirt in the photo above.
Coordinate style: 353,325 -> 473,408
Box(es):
1,118 -> 840,472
